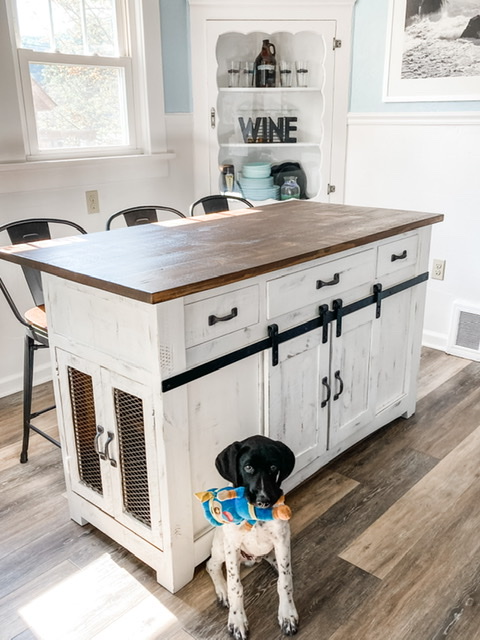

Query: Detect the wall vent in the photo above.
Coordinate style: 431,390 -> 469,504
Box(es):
447,303 -> 480,362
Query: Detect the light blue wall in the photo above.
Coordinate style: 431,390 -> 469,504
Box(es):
350,0 -> 480,112
159,0 -> 480,114
159,0 -> 192,113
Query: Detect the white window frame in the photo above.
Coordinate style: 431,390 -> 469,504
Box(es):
17,48 -> 137,159
0,0 -> 168,166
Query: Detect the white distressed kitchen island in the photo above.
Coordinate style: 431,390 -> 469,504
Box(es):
0,202 -> 443,593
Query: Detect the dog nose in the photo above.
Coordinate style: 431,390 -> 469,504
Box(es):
255,494 -> 272,509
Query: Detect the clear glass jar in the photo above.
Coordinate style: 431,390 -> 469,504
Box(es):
219,164 -> 235,193
280,176 -> 300,200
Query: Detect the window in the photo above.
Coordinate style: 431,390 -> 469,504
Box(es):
3,0 -> 166,162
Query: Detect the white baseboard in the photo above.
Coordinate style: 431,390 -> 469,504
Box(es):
422,329 -> 448,352
0,363 -> 53,399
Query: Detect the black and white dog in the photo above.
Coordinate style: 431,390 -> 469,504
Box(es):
206,435 -> 298,639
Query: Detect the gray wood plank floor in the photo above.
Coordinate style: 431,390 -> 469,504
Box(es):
1,348 -> 479,640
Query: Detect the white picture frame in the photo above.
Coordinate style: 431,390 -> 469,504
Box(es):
384,0 -> 480,102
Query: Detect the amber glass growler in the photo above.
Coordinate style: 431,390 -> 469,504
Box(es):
254,39 -> 276,87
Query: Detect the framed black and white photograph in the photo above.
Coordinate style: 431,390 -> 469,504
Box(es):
384,0 -> 480,101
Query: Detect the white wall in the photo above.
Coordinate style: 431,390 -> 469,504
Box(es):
347,0 -> 480,356
344,113 -> 480,352
0,114 -> 194,396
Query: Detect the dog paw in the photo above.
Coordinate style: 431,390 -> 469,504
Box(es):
216,593 -> 229,608
227,623 -> 249,640
279,614 -> 299,636
228,611 -> 249,640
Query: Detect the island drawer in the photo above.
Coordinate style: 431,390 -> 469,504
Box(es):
184,284 -> 259,348
376,233 -> 419,279
266,248 -> 375,318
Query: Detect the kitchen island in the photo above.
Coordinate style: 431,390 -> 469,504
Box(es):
0,201 -> 443,592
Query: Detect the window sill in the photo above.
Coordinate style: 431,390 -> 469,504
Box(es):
0,152 -> 176,194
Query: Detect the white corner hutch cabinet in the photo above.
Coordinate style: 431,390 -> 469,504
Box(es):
188,0 -> 357,202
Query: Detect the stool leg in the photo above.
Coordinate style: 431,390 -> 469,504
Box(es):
20,334 -> 35,463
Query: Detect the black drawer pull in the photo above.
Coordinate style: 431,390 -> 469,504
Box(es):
208,307 -> 238,326
104,431 -> 117,467
94,425 -> 106,459
333,370 -> 344,401
391,250 -> 407,262
316,273 -> 340,289
321,377 -> 331,408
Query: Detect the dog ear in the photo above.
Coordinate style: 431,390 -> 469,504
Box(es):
215,441 -> 243,485
273,440 -> 296,482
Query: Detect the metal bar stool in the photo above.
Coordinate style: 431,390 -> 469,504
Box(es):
0,218 -> 87,462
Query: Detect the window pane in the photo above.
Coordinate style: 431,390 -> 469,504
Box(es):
30,62 -> 128,150
84,0 -> 118,56
16,0 -> 118,56
16,0 -> 52,51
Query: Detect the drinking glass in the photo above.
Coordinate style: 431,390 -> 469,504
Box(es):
242,61 -> 254,87
279,61 -> 292,88
227,60 -> 241,87
295,60 -> 309,88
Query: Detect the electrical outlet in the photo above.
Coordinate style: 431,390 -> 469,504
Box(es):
431,258 -> 446,280
86,190 -> 100,214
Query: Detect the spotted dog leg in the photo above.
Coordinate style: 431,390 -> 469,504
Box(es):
273,525 -> 299,636
264,549 -> 279,574
224,536 -> 249,640
206,529 -> 229,607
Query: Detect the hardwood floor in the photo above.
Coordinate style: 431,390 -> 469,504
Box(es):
1,348 -> 480,640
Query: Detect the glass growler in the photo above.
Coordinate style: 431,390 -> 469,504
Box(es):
254,39 -> 276,88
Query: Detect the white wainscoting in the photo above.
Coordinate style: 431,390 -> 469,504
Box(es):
345,112 -> 480,357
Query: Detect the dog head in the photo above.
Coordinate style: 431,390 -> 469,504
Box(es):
215,435 -> 295,508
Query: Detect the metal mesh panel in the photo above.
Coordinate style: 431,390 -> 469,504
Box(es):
68,367 -> 103,494
114,389 -> 151,527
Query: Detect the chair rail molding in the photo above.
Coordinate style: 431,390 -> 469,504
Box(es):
347,112 -> 480,127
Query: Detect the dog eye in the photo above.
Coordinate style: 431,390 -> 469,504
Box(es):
244,464 -> 254,474
270,465 -> 278,473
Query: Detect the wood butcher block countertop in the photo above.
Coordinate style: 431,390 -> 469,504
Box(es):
0,202 -> 443,304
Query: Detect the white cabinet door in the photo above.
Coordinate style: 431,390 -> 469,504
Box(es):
268,329 -> 330,477
373,287 -> 416,417
104,370 -> 163,548
56,350 -> 114,514
56,350 -> 162,548
188,355 -> 264,539
328,305 -> 377,450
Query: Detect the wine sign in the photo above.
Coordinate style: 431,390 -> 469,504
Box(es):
238,116 -> 297,143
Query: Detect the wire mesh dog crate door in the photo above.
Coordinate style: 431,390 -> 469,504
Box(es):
68,367 -> 103,495
114,388 -> 152,527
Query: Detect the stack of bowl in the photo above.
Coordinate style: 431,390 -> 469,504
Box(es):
238,162 -> 280,201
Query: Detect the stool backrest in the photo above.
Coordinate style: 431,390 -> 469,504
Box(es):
189,195 -> 253,217
106,205 -> 186,230
0,217 -> 86,310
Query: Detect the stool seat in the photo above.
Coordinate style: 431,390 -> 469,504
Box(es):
25,305 -> 47,331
